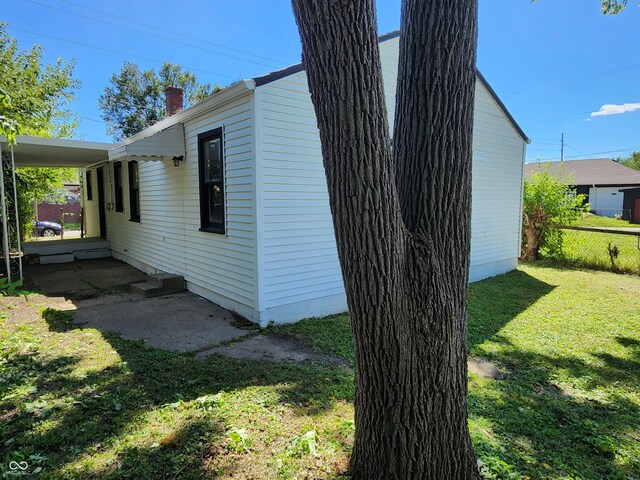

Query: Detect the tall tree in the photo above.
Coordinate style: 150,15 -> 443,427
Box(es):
0,24 -> 79,241
290,0 -> 627,478
99,62 -> 221,141
616,151 -> 640,171
291,1 -> 478,478
0,23 -> 79,137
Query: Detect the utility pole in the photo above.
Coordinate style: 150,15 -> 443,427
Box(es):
560,132 -> 564,162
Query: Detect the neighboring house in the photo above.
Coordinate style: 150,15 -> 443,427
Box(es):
524,158 -> 640,222
82,31 -> 529,326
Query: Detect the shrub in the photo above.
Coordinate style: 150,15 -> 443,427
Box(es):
522,169 -> 588,260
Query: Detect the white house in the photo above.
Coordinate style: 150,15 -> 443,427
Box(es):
81,31 -> 529,326
524,158 -> 640,220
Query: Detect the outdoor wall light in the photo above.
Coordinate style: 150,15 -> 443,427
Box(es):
172,155 -> 184,167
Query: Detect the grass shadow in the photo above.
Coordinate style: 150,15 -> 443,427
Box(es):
467,269 -> 555,350
469,334 -> 640,479
2,306 -> 354,478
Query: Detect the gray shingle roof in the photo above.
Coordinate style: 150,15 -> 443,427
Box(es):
524,158 -> 640,186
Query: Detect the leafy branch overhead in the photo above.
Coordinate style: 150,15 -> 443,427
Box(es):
0,24 -> 79,139
0,88 -> 20,144
531,0 -> 632,14
99,62 -> 222,141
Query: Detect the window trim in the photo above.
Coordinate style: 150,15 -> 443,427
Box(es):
113,161 -> 124,212
86,171 -> 93,201
128,161 -> 140,222
197,127 -> 225,234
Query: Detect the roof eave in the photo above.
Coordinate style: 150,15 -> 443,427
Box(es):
114,79 -> 256,148
253,30 -> 529,145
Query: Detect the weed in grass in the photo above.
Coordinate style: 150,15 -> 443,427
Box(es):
286,429 -> 319,458
227,427 -> 251,453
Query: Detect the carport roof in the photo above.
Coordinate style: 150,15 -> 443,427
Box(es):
0,135 -> 110,168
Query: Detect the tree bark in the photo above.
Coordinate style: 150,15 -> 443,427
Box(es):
291,1 -> 479,478
522,212 -> 544,261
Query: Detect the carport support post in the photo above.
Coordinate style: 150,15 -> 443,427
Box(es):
0,143 -> 11,282
10,145 -> 22,280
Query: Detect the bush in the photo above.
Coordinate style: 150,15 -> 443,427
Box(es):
522,169 -> 587,260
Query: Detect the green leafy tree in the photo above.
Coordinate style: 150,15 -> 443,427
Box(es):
522,170 -> 588,261
615,151 -> 640,171
0,88 -> 20,143
0,24 -> 79,241
0,23 -> 79,137
99,62 -> 222,141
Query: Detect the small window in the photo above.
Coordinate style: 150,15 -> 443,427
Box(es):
86,171 -> 93,200
198,128 -> 225,233
113,162 -> 124,212
128,161 -> 140,222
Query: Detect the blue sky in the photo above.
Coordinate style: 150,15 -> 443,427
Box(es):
3,0 -> 640,162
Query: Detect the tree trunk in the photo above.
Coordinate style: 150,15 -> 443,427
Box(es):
522,213 -> 543,261
291,1 -> 479,478
523,226 -> 542,261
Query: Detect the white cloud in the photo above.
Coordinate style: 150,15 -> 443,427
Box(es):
590,103 -> 640,118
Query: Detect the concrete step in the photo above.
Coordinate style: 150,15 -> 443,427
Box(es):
130,272 -> 185,298
39,253 -> 76,265
147,273 -> 185,290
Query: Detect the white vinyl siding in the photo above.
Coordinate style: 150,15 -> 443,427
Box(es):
254,35 -> 526,322
470,81 -> 525,280
104,93 -> 259,320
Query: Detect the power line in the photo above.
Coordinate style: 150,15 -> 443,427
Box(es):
565,144 -> 585,156
21,0 -> 284,69
512,62 -> 640,94
535,146 -> 640,162
530,139 -> 561,145
54,0 -> 288,65
7,26 -> 240,81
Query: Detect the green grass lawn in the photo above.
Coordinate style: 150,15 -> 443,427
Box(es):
552,229 -> 640,274
1,265 -> 639,479
543,215 -> 640,274
574,214 -> 634,229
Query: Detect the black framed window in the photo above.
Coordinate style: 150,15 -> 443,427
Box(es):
86,171 -> 93,200
198,128 -> 225,233
113,162 -> 124,212
128,161 -> 140,222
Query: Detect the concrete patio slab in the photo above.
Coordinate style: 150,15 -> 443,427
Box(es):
25,258 -> 147,299
26,257 -> 344,364
72,292 -> 252,352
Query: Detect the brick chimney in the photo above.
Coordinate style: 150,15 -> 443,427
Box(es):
165,87 -> 184,116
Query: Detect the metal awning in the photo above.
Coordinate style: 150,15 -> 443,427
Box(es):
109,124 -> 185,162
1,135 -> 111,168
